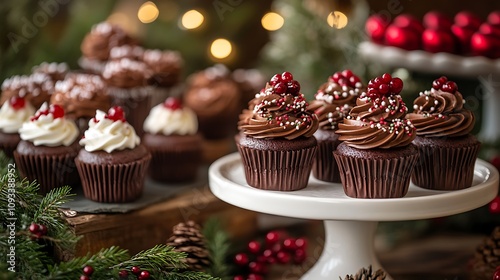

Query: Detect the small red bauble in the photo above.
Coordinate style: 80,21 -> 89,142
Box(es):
29,223 -> 39,234
365,14 -> 390,44
234,253 -> 249,266
107,106 -> 126,122
295,238 -> 307,249
487,11 -> 500,26
454,11 -> 482,30
248,240 -> 261,254
138,270 -> 150,280
451,25 -> 475,54
393,14 -> 424,34
384,24 -> 421,51
131,266 -> 142,275
265,231 -> 281,245
276,251 -> 291,264
273,82 -> 287,94
49,104 -> 65,119
248,261 -> 267,274
422,29 -> 456,53
479,23 -> 500,37
9,96 -> 25,110
79,275 -> 90,280
118,270 -> 129,278
38,224 -> 48,235
471,32 -> 500,58
281,72 -> 293,82
423,11 -> 453,30
287,80 -> 301,95
82,265 -> 94,276
283,238 -> 297,251
163,97 -> 182,110
489,196 -> 500,214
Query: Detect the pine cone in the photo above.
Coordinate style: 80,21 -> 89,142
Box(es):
342,265 -> 387,280
166,221 -> 210,271
470,226 -> 500,280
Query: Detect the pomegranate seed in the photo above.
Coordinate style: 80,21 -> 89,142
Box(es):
273,82 -> 287,94
49,104 -> 65,119
390,78 -> 403,94
373,77 -> 383,85
379,84 -> 389,94
163,97 -> 182,110
381,73 -> 392,83
432,79 -> 442,90
107,106 -> 125,122
270,74 -> 281,85
281,71 -> 293,82
9,96 -> 25,110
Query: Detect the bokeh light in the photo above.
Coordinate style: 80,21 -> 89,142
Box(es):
138,1 -> 159,24
181,10 -> 204,29
210,39 -> 232,59
261,12 -> 284,31
327,11 -> 348,29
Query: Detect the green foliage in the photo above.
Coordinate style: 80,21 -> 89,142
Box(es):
203,218 -> 232,280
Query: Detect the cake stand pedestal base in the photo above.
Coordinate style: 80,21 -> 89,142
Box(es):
302,220 -> 387,280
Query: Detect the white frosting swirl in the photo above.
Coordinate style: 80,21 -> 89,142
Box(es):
143,104 -> 198,136
0,101 -> 35,133
80,110 -> 140,153
19,104 -> 78,147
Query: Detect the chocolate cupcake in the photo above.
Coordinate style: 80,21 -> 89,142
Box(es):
0,96 -> 35,157
308,70 -> 364,183
50,73 -> 111,132
76,106 -> 151,203
143,97 -> 202,183
334,73 -> 418,198
406,76 -> 480,190
102,58 -> 153,137
184,64 -> 241,140
32,62 -> 69,82
79,22 -> 135,74
1,73 -> 55,109
14,103 -> 80,194
143,49 -> 183,106
237,72 -> 318,191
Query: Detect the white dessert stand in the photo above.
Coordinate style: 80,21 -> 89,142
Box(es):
208,152 -> 499,280
358,41 -> 500,142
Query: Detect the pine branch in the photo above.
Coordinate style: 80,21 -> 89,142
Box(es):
202,218 -> 232,280
113,244 -> 188,272
162,271 -> 220,280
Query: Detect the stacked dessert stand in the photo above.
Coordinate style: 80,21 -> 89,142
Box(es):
208,152 -> 499,279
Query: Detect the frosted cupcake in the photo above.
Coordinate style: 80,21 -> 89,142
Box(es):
237,72 -> 318,191
334,73 -> 418,198
406,76 -> 480,190
143,97 -> 202,183
308,70 -> 364,183
76,106 -> 151,203
14,103 -> 80,194
0,96 -> 35,157
32,62 -> 69,82
1,73 -> 54,109
143,49 -> 183,106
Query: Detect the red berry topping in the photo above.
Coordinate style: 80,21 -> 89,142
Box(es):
234,253 -> 249,266
367,73 -> 403,97
107,106 -> 126,122
287,80 -> 301,95
265,231 -> 281,245
82,265 -> 94,276
269,73 -> 282,86
49,104 -> 65,119
330,70 -> 362,88
118,270 -> 129,278
9,96 -> 26,110
273,82 -> 287,94
163,97 -> 182,110
341,69 -> 353,78
281,71 -> 293,82
138,270 -> 150,280
131,266 -> 141,275
248,240 -> 261,254
432,76 -> 458,93
29,223 -> 39,234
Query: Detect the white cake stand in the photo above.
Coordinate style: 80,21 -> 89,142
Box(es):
208,152 -> 499,280
358,41 -> 500,142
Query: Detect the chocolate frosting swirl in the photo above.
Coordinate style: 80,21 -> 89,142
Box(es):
80,22 -> 134,61
51,74 -> 111,120
1,73 -> 54,109
102,58 -> 151,88
143,49 -> 183,87
336,93 -> 416,149
308,78 -> 363,130
406,89 -> 474,137
239,84 -> 318,140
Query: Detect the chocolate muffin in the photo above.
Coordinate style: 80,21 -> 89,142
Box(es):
406,76 -> 480,190
237,71 -> 318,191
308,70 -> 365,183
1,73 -> 55,109
334,73 -> 418,198
32,62 -> 69,82
51,73 -> 111,132
0,96 -> 35,158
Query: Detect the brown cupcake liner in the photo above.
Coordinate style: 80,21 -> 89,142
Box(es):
236,143 -> 317,191
312,137 -> 342,183
0,132 -> 20,159
108,86 -> 153,137
334,151 -> 419,198
14,152 -> 80,194
75,154 -> 151,203
412,142 -> 481,190
147,146 -> 202,183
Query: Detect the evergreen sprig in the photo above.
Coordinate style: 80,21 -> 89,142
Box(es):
203,218 -> 232,280
113,244 -> 188,272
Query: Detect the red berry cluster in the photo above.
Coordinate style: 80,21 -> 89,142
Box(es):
331,69 -> 362,88
367,73 -> 403,98
431,76 -> 458,94
163,97 -> 183,111
269,72 -> 301,95
9,96 -> 26,110
28,222 -> 47,239
233,230 -> 308,280
79,265 -> 94,280
106,106 -> 126,122
117,266 -> 150,279
30,104 -> 65,121
493,266 -> 500,280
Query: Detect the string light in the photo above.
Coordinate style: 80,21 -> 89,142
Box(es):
138,1 -> 159,24
181,9 -> 204,29
210,38 -> 232,59
261,12 -> 284,31
327,11 -> 348,29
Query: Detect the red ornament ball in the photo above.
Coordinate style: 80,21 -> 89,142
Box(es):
489,197 -> 500,214
82,265 -> 94,276
451,25 -> 475,53
471,32 -> 500,58
423,11 -> 453,30
479,23 -> 500,37
393,14 -> 424,34
131,266 -> 142,276
454,11 -> 482,30
384,24 -> 421,50
422,29 -> 456,53
365,14 -> 389,44
488,11 -> 500,26
138,270 -> 150,280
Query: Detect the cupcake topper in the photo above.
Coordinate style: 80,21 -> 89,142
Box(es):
268,71 -> 301,96
367,73 -> 403,98
9,96 -> 26,110
30,103 -> 65,121
431,76 -> 458,94
106,106 -> 126,122
330,69 -> 363,88
163,97 -> 182,111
